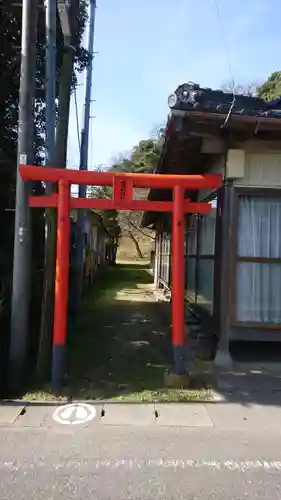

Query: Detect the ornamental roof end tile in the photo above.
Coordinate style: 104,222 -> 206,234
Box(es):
167,82 -> 281,119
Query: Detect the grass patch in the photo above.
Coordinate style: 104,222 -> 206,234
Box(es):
23,263 -> 212,403
22,389 -> 65,402
80,263 -> 152,308
111,388 -> 212,403
22,387 -> 211,403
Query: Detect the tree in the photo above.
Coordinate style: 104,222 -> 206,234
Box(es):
0,1 -> 89,277
256,71 -> 281,101
129,139 -> 163,173
0,1 -> 90,384
90,137 -> 161,258
221,73 -> 281,102
117,193 -> 155,259
221,81 -> 259,96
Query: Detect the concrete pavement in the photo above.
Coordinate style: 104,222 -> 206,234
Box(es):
2,398 -> 281,431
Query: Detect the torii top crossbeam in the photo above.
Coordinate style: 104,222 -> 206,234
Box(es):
21,164 -> 221,189
19,163 -> 222,389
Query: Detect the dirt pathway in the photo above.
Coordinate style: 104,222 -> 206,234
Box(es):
23,262 -> 209,402
65,262 -> 174,400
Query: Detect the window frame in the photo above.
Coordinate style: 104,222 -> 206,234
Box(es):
159,232 -> 171,286
231,187 -> 281,329
185,190 -> 220,315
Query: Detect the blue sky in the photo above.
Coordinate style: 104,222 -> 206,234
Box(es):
67,0 -> 281,171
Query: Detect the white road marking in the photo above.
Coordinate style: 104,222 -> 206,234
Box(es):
52,403 -> 96,425
2,459 -> 281,472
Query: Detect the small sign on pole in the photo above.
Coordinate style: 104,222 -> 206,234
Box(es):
19,154 -> 27,165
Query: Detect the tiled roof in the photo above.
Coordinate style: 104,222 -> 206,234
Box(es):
168,82 -> 281,119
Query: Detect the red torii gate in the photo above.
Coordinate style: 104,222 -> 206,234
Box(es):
20,164 -> 222,389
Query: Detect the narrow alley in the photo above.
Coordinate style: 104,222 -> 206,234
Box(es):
23,262 -> 207,402
66,261 -> 172,401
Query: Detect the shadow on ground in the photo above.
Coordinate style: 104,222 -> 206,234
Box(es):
65,299 -> 174,400
205,341 -> 281,408
68,263 -> 172,400
23,264 -> 183,402
115,262 -> 151,270
10,263 -> 281,407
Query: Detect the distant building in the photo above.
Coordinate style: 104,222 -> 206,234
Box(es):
70,209 -> 120,289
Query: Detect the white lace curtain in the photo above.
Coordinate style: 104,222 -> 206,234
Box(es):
236,195 -> 281,323
199,208 -> 216,256
159,233 -> 171,284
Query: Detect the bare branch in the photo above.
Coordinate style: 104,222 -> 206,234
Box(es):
124,215 -> 155,240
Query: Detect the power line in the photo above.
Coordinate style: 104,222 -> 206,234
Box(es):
74,86 -> 81,152
89,108 -> 94,170
74,0 -> 97,310
213,0 -> 235,91
213,0 -> 236,128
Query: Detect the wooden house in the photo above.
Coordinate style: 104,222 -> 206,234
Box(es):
142,82 -> 281,365
70,210 -> 120,288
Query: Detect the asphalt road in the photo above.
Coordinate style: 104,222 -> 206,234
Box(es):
1,425 -> 281,499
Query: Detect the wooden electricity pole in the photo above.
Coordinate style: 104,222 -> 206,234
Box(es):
9,0 -> 38,392
36,0 -> 79,379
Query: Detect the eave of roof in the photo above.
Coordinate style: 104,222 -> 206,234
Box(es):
141,82 -> 281,228
168,82 -> 281,121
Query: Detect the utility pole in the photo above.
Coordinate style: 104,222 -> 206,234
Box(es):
45,0 -> 56,188
38,0 -> 79,386
9,0 -> 38,392
36,0 -> 57,378
74,0 -> 97,308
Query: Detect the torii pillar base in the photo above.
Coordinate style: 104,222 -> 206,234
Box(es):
164,371 -> 191,389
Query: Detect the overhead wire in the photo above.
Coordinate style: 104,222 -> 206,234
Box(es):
89,102 -> 94,171
71,86 -> 83,197
74,86 -> 81,153
213,0 -> 236,128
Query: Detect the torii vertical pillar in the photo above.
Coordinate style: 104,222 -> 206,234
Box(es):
171,185 -> 186,375
52,179 -> 71,389
18,164 -> 222,390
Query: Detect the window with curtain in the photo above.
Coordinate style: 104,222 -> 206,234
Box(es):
197,199 -> 217,313
168,237 -> 172,287
159,232 -> 171,285
159,232 -> 164,281
236,195 -> 281,323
